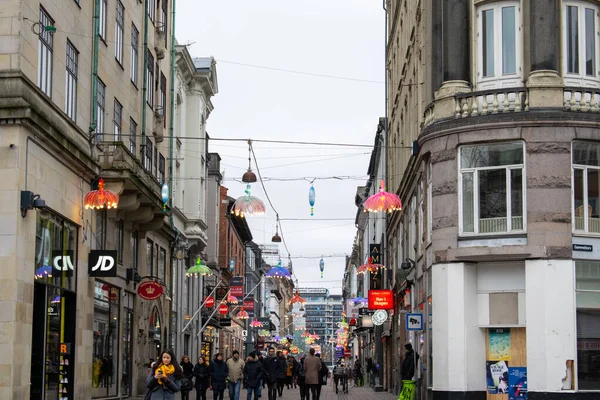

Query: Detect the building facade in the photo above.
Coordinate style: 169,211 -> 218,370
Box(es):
382,0 -> 600,399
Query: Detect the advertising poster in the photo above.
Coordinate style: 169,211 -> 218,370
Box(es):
230,277 -> 244,297
508,367 -> 527,400
489,329 -> 511,361
486,360 -> 509,394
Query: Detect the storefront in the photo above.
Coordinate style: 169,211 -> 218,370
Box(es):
92,281 -> 119,397
30,211 -> 78,400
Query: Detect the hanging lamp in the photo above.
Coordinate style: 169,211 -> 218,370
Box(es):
161,182 -> 169,212
363,179 -> 402,213
308,184 -> 315,216
266,259 -> 292,280
250,318 -> 263,328
186,258 -> 211,278
289,291 -> 307,305
231,183 -> 266,218
242,139 -> 257,183
84,178 -> 119,209
272,215 -> 282,242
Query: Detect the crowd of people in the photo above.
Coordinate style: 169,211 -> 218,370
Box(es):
144,347 -> 372,400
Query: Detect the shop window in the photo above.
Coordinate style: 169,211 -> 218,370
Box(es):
564,2 -> 600,87
459,142 -> 525,235
122,292 -> 134,396
575,261 -> 600,390
149,307 -> 163,359
92,281 -> 119,397
572,141 -> 600,233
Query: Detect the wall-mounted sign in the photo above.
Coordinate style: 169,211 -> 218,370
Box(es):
358,308 -> 373,316
349,318 -> 357,326
243,295 -> 255,318
216,287 -> 228,301
137,281 -> 163,300
230,277 -> 244,297
369,244 -> 382,264
88,250 -> 117,277
406,313 -> 423,331
573,244 -> 593,252
60,342 -> 71,355
205,296 -> 215,307
52,250 -> 74,277
220,317 -> 231,327
372,310 -> 388,326
218,303 -> 229,315
368,289 -> 394,310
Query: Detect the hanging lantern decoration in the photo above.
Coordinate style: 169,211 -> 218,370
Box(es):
250,318 -> 263,328
161,182 -> 169,212
308,185 -> 315,216
186,258 -> 211,278
272,215 -> 282,242
218,303 -> 229,315
236,310 -> 249,320
241,139 -> 258,183
319,257 -> 325,278
289,291 -> 307,305
230,259 -> 235,273
84,178 -> 119,210
363,179 -> 402,213
231,184 -> 266,218
266,259 -> 292,280
351,297 -> 368,306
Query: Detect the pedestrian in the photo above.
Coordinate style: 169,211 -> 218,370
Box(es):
180,356 -> 195,400
353,361 -> 363,387
226,350 -> 245,400
262,347 -> 282,400
146,349 -> 183,400
291,356 -> 300,389
333,361 -> 344,394
276,351 -> 287,396
193,357 -> 211,400
316,354 -> 328,400
303,348 -> 322,400
343,362 -> 352,393
285,356 -> 294,389
366,357 -> 374,386
401,343 -> 419,381
243,352 -> 263,400
257,352 -> 265,390
209,353 -> 228,400
297,355 -> 309,400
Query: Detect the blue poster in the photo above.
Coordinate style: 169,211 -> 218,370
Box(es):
508,367 -> 527,400
486,360 -> 509,394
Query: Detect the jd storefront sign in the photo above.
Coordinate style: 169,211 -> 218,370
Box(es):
88,250 -> 118,277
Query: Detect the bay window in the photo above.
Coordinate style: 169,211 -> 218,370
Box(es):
477,1 -> 521,89
564,2 -> 600,86
573,141 -> 600,233
459,142 -> 525,234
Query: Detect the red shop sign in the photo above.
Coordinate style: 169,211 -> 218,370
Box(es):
218,303 -> 229,315
137,281 -> 163,300
205,296 -> 215,307
368,289 -> 394,310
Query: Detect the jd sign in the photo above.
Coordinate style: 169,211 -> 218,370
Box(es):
88,250 -> 118,277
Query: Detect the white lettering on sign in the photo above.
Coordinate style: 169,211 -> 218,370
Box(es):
91,256 -> 115,271
53,255 -> 75,271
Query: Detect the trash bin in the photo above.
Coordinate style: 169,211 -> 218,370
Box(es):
398,380 -> 416,400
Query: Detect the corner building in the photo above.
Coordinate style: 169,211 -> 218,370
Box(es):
386,1 -> 600,399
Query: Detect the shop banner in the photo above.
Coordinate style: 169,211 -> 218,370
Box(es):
486,360 -> 509,394
220,317 -> 232,327
230,277 -> 244,297
508,367 -> 527,400
243,295 -> 255,317
368,290 -> 394,310
335,347 -> 344,359
52,250 -> 74,277
369,244 -> 382,264
489,329 -> 511,361
216,286 -> 228,301
88,250 -> 118,277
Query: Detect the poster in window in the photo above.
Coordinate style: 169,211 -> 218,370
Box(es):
508,367 -> 527,400
489,328 -> 511,360
487,360 -> 509,394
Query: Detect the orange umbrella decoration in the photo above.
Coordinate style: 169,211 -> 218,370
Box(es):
236,310 -> 249,320
310,332 -> 320,340
357,257 -> 385,275
363,179 -> 402,213
301,330 -> 311,338
289,291 -> 307,305
84,178 -> 119,209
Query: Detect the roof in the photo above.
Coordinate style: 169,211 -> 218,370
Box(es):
193,57 -> 214,71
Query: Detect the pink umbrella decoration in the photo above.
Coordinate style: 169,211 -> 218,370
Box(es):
363,180 -> 402,213
236,310 -> 249,320
227,295 -> 239,304
250,318 -> 263,328
231,184 -> 266,218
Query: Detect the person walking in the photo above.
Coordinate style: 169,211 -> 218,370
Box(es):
366,357 -> 374,386
285,356 -> 294,389
303,348 -> 322,400
296,355 -> 309,400
243,352 -> 263,400
343,362 -> 352,393
401,343 -> 419,381
209,353 -> 228,400
315,354 -> 328,400
261,347 -> 282,400
146,349 -> 183,400
193,357 -> 211,400
226,350 -> 245,400
276,351 -> 287,396
180,356 -> 194,400
333,362 -> 344,394
353,361 -> 363,387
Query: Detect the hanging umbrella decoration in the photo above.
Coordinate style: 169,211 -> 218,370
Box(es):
186,258 -> 212,278
351,297 -> 368,306
308,184 -> 315,216
363,179 -> 402,213
289,291 -> 307,305
232,140 -> 266,218
250,318 -> 263,328
357,257 -> 385,275
161,182 -> 169,212
35,264 -> 53,279
84,178 -> 119,210
319,257 -> 325,278
266,259 -> 292,280
236,310 -> 250,320
227,295 -> 239,305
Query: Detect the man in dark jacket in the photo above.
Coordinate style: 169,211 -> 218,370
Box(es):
243,352 -> 264,400
276,351 -> 287,396
262,347 -> 283,400
209,353 -> 229,400
297,355 -> 309,400
401,343 -> 419,381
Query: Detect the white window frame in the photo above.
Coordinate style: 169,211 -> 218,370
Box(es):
131,24 -> 139,85
96,79 -> 106,141
571,141 -> 600,234
476,1 -> 522,89
115,0 -> 124,64
563,1 -> 600,87
99,0 -> 107,40
458,142 -> 527,235
65,41 -> 78,121
147,0 -> 156,23
37,8 -> 54,97
129,118 -> 137,154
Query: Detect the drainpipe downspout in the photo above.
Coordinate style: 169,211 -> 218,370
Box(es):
89,0 -> 100,136
141,0 -> 149,162
168,0 -> 176,232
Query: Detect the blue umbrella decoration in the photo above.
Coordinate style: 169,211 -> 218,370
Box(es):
266,259 -> 292,280
161,182 -> 169,212
319,257 -> 325,278
308,185 -> 315,216
35,264 -> 53,279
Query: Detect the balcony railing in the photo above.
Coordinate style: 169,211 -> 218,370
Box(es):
455,88 -> 529,119
564,87 -> 600,112
479,216 -> 524,234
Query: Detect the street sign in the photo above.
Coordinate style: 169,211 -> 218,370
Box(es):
359,308 -> 373,316
406,313 -> 423,331
344,349 -> 351,358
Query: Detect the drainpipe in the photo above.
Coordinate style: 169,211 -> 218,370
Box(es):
141,0 -> 149,161
168,0 -> 176,232
89,0 -> 100,135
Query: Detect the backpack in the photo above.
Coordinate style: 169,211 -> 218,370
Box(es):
299,363 -> 307,377
180,377 -> 193,391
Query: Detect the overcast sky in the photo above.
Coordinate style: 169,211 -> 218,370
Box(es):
176,0 -> 385,295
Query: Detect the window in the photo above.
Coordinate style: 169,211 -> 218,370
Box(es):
158,247 -> 166,283
147,0 -> 156,23
477,2 -> 520,87
153,146 -> 158,177
116,220 -> 124,264
572,141 -> 600,233
37,8 -> 54,97
145,138 -> 153,171
160,0 -> 168,33
113,99 -> 122,141
96,79 -> 106,141
92,281 -> 119,397
159,73 -> 166,124
459,142 -> 525,234
159,153 -> 165,183
115,0 -> 124,64
99,0 -> 107,40
575,261 -> 600,390
146,239 -> 154,276
147,50 -> 154,106
129,118 -> 137,154
564,2 -> 599,84
131,24 -> 139,85
121,293 -> 134,396
130,230 -> 138,271
65,41 -> 78,121
427,160 -> 433,243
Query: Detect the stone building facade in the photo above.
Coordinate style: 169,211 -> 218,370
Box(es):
383,0 -> 600,399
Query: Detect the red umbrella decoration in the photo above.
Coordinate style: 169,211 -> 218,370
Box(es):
84,178 -> 119,209
289,291 -> 306,305
301,330 -> 311,338
357,257 -> 385,275
363,179 -> 402,213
